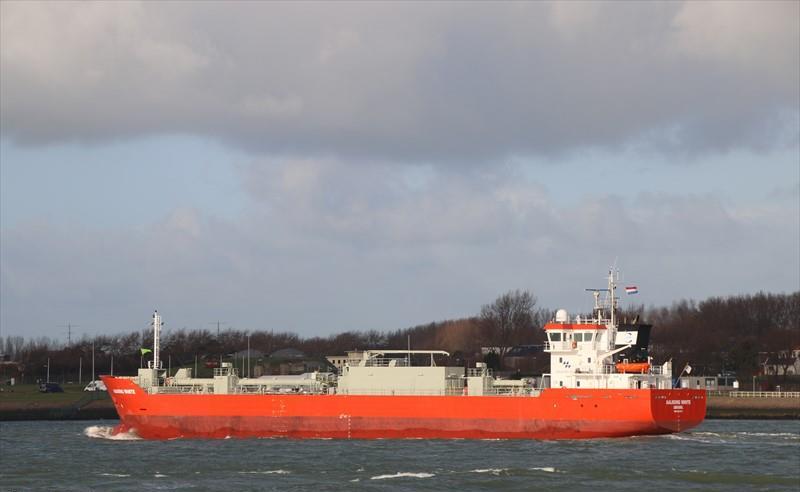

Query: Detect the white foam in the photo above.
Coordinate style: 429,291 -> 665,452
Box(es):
370,472 -> 435,480
238,470 -> 291,475
350,478 -> 360,482
154,474 -> 167,478
670,468 -> 708,475
693,432 -> 722,437
471,468 -> 507,475
530,467 -> 557,473
664,434 -> 716,444
99,473 -> 131,478
738,432 -> 800,438
84,425 -> 141,441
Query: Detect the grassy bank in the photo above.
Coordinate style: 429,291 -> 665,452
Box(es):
0,384 -> 117,421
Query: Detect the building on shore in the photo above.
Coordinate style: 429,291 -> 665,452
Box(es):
326,351 -> 365,374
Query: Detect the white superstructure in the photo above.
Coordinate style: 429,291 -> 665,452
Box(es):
132,268 -> 676,397
543,269 -> 673,390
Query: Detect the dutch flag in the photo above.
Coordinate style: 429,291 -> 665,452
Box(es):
625,286 -> 639,295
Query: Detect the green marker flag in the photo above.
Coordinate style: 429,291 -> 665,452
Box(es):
140,348 -> 152,355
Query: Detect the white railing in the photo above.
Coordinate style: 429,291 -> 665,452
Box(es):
339,388 -> 453,396
153,385 -> 210,394
339,387 -> 540,397
727,391 -> 800,398
361,358 -> 411,367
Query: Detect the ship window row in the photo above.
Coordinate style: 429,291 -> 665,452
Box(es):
548,332 -> 594,342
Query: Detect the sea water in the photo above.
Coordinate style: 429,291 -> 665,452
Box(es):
1,419 -> 798,491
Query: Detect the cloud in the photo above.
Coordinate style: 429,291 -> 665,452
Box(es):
2,1 -> 797,162
3,159 -> 797,338
1,2 -> 797,339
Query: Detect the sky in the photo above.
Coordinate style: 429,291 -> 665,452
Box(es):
1,1 -> 798,341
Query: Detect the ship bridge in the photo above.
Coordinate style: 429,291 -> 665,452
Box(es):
542,270 -> 673,390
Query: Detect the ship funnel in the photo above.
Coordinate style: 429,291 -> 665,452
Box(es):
555,309 -> 569,322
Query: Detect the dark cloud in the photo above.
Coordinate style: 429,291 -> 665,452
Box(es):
2,2 -> 798,339
2,1 -> 797,162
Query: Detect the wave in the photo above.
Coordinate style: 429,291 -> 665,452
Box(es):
663,434 -> 718,444
238,470 -> 291,475
694,431 -> 798,439
530,467 -> 558,473
470,468 -> 507,475
99,473 -> 131,478
737,432 -> 800,439
370,472 -> 435,480
84,425 -> 141,440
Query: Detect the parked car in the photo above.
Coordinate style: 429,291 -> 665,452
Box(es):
83,380 -> 107,392
39,382 -> 64,393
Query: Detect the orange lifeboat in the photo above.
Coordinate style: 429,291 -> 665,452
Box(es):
616,362 -> 650,374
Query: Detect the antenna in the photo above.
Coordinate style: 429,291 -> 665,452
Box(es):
152,310 -> 163,370
59,323 -> 80,345
209,321 -> 227,337
608,268 -> 617,327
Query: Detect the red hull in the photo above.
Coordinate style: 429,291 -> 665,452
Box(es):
102,376 -> 706,440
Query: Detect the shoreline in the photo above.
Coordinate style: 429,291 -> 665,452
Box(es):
705,395 -> 799,420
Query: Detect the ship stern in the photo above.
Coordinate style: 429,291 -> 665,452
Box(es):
651,388 -> 707,433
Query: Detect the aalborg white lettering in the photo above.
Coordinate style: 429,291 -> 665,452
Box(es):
112,389 -> 136,394
665,399 -> 692,413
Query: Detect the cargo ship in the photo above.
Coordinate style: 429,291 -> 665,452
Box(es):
102,270 -> 706,439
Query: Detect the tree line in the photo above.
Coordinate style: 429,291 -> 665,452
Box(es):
1,290 -> 797,384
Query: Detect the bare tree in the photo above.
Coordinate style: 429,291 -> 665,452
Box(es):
480,290 -> 537,368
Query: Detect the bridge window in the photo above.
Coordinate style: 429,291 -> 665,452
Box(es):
550,332 -> 562,342
574,333 -> 583,342
584,333 -> 593,341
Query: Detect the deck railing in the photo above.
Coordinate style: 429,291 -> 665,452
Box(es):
466,368 -> 494,377
727,391 -> 800,398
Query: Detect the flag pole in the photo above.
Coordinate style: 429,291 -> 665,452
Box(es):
677,363 -> 692,381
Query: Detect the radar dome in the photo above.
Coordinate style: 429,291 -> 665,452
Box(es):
555,309 -> 569,322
